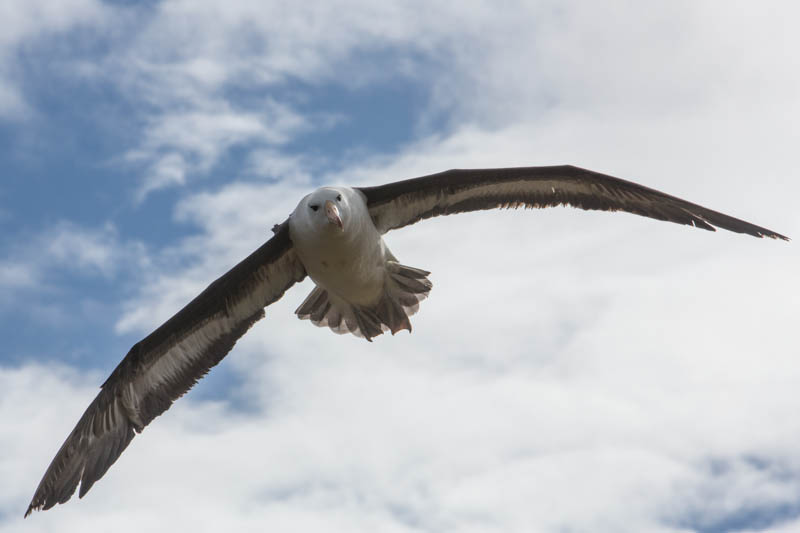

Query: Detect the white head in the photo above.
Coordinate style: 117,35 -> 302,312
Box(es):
292,187 -> 351,234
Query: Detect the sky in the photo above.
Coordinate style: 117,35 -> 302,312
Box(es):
1,1 -> 799,532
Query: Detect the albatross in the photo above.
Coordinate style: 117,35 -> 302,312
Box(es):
25,165 -> 788,516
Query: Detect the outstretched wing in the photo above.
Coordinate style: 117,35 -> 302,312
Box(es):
26,221 -> 306,517
357,165 -> 788,240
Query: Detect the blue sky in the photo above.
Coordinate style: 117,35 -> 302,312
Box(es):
0,39 -> 426,372
1,1 -> 799,532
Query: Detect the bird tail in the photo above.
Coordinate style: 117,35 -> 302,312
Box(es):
294,261 -> 432,341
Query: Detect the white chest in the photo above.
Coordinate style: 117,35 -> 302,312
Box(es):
290,212 -> 388,306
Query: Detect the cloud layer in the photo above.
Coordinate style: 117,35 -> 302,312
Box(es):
2,1 -> 798,532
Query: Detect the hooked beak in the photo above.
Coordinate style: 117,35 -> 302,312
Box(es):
324,200 -> 343,230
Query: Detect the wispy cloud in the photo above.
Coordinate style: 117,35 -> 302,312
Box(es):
127,100 -> 311,200
43,223 -> 133,277
0,79 -> 28,119
115,179 -> 308,335
0,221 -> 148,300
80,2 -> 466,197
8,240 -> 800,530
0,0 -> 109,119
4,1 -> 799,199
103,132 -> 797,531
3,1 -> 799,531
0,261 -> 36,289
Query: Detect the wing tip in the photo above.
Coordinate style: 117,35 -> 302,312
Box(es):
691,211 -> 789,241
733,225 -> 789,241
24,496 -> 55,518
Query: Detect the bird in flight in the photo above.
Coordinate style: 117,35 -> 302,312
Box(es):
25,165 -> 787,516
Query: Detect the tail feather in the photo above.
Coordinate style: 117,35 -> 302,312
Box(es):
295,286 -> 325,319
294,261 -> 432,341
309,297 -> 331,323
376,293 -> 412,334
385,261 -> 431,318
352,307 -> 384,340
392,275 -> 432,295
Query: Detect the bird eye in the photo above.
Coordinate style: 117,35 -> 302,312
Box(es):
309,204 -> 319,211
336,194 -> 342,202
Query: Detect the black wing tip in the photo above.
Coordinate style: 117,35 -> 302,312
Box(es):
702,221 -> 789,241
24,496 -> 56,518
25,488 -> 70,517
24,470 -> 94,518
744,230 -> 789,241
767,231 -> 790,241
757,232 -> 790,241
722,221 -> 790,241
24,467 -> 98,518
24,484 -> 58,518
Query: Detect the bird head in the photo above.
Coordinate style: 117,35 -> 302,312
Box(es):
297,187 -> 347,233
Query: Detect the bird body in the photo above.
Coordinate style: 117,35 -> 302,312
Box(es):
290,187 -> 386,306
290,186 -> 431,339
25,165 -> 788,517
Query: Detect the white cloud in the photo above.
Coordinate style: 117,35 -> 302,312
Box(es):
4,0 -> 800,197
0,79 -> 28,119
137,152 -> 188,197
5,1 -> 800,532
83,1 -> 476,196
102,141 -> 796,533
116,179 -> 307,335
0,0 -> 109,119
244,149 -> 311,182
0,264 -> 36,293
42,223 -> 127,277
7,232 -> 800,530
0,221 -> 149,325
128,100 -> 312,200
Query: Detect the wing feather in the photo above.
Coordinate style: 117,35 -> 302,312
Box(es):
357,165 -> 788,240
25,221 -> 306,516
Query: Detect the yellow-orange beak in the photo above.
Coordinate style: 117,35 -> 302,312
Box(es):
324,200 -> 343,230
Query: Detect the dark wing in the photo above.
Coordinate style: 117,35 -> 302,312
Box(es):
357,165 -> 788,240
26,221 -> 306,517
